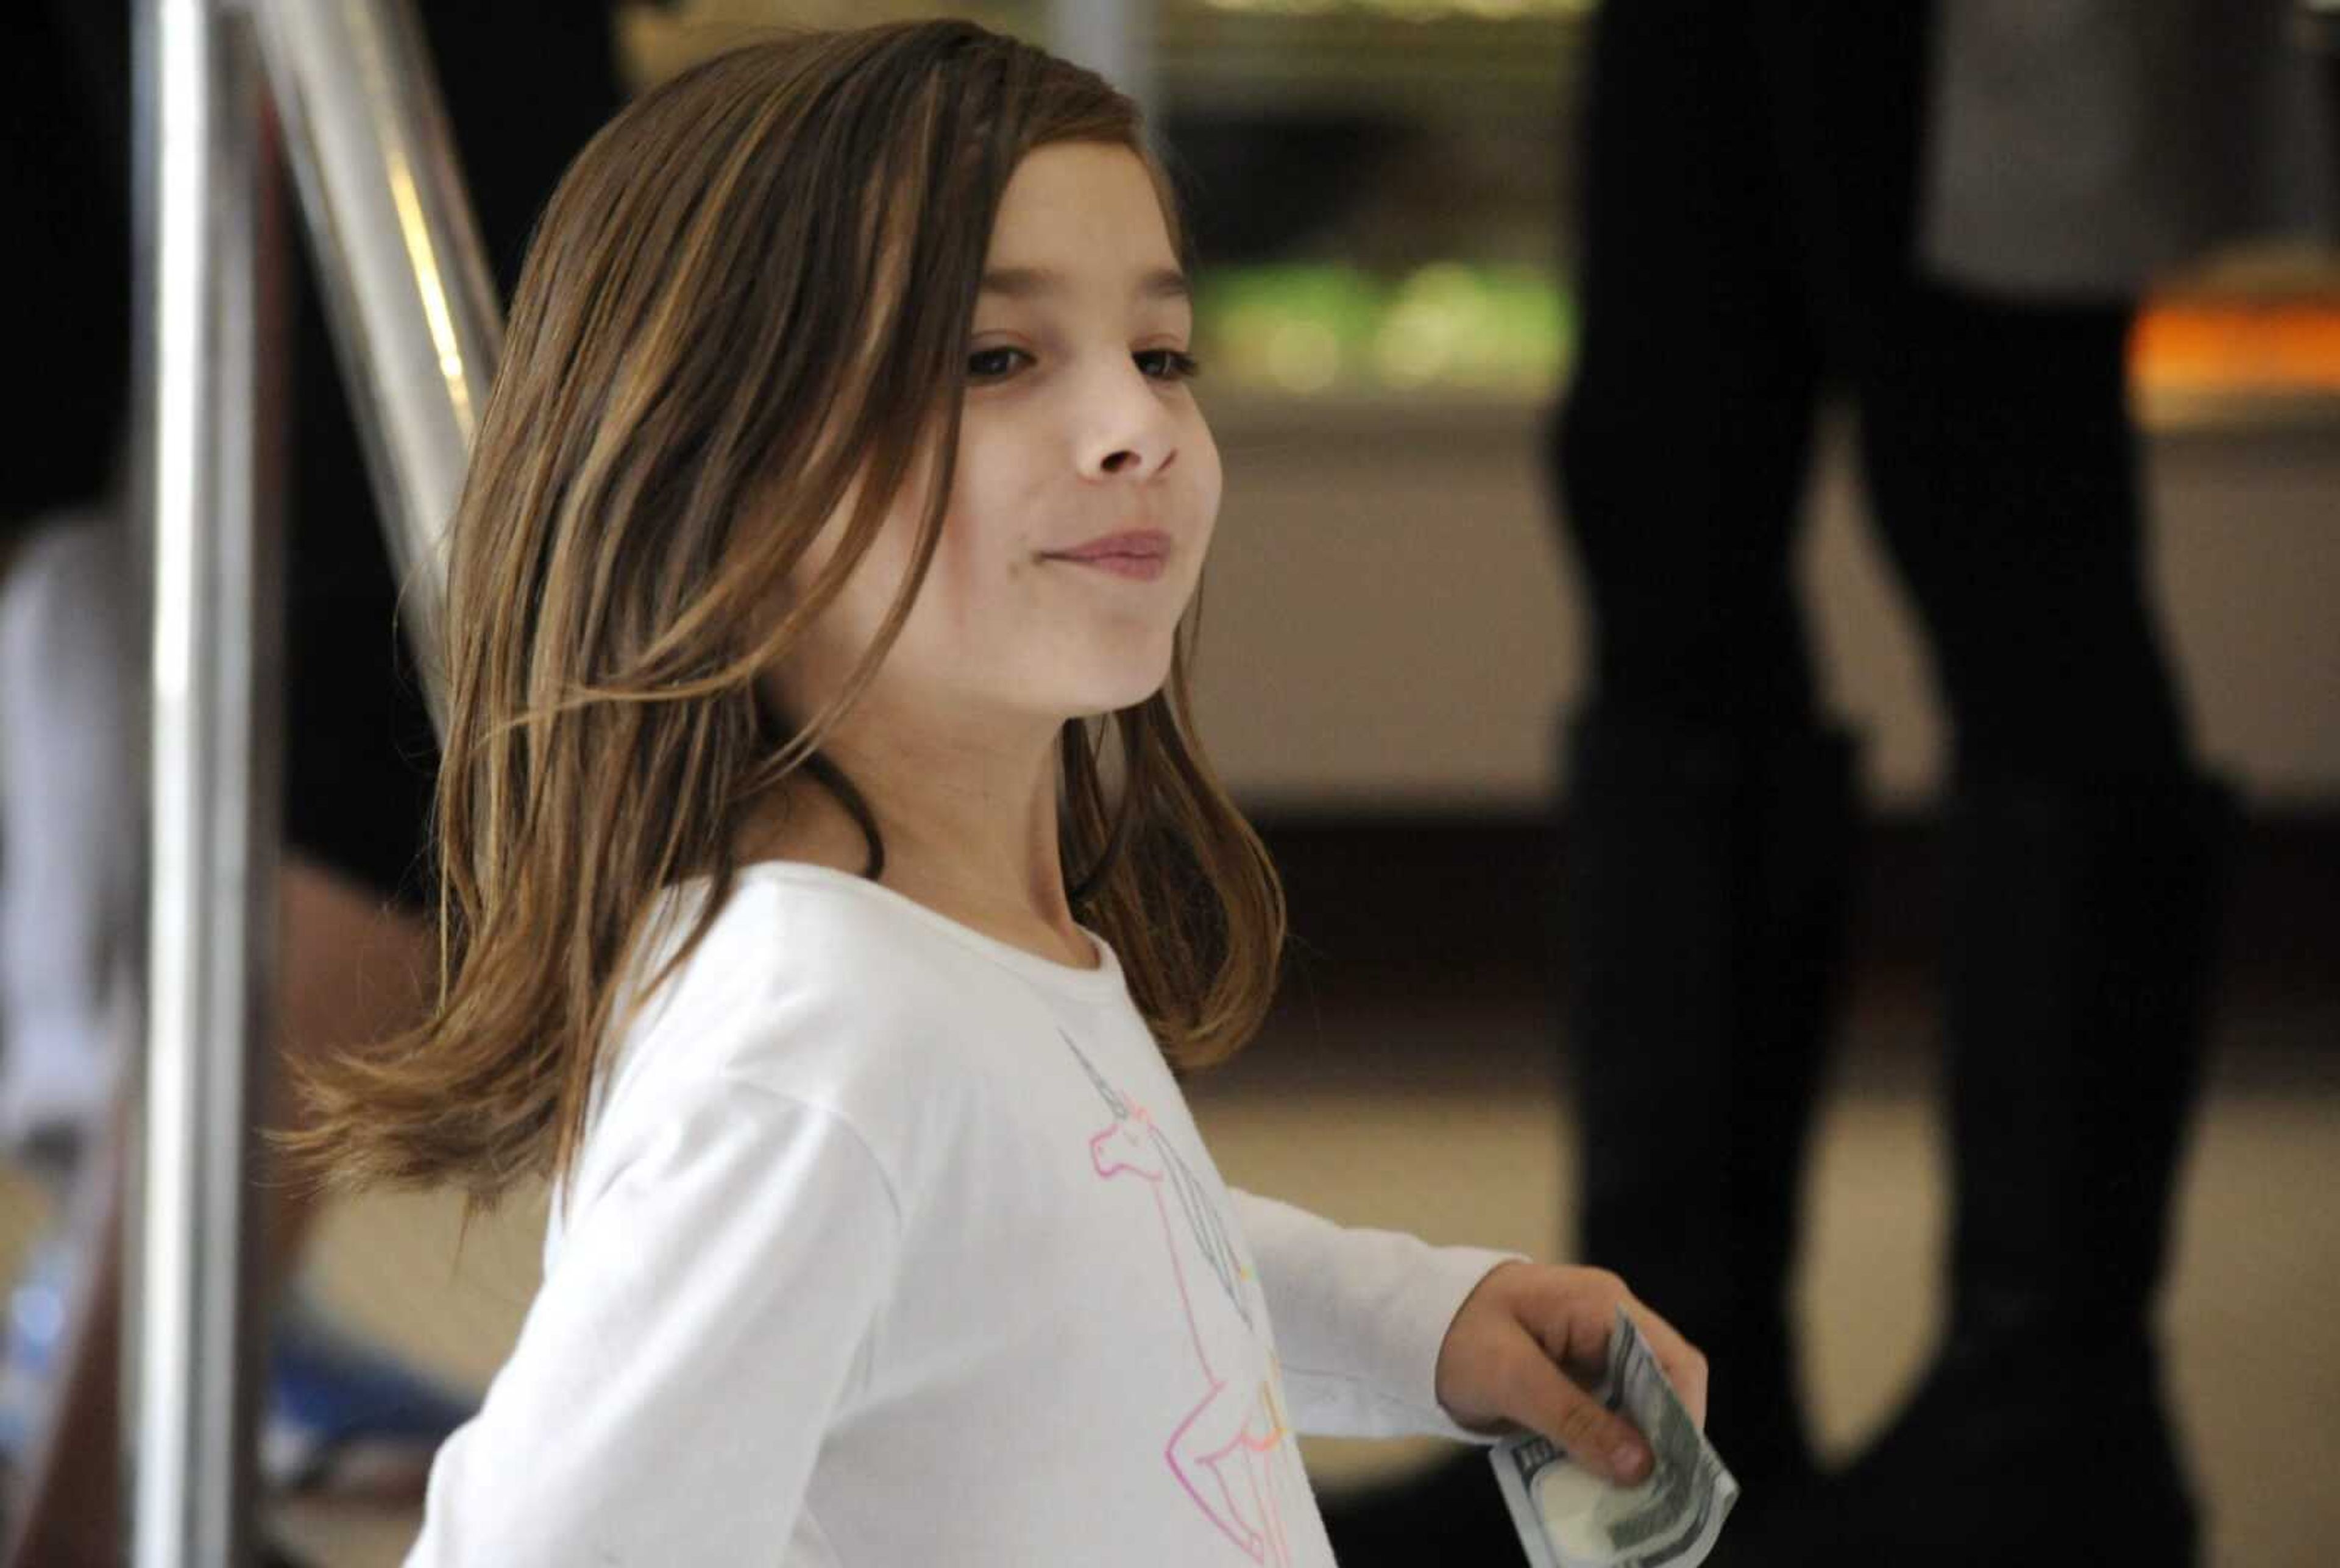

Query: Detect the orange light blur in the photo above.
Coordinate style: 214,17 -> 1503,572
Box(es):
2133,298 -> 2340,396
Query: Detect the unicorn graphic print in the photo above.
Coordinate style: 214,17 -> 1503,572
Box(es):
1063,1032 -> 1301,1566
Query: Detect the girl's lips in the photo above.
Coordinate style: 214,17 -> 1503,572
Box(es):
1044,529 -> 1173,580
1053,552 -> 1168,581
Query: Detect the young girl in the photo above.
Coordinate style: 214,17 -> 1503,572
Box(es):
296,22 -> 1706,1565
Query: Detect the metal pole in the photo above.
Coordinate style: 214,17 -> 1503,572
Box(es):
134,0 -> 284,1561
254,0 -> 505,738
1049,0 -> 1160,130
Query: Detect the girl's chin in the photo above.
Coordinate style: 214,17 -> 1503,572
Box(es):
1049,667 -> 1174,723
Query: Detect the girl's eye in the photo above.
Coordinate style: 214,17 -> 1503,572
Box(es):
1136,348 -> 1201,383
967,346 -> 1031,381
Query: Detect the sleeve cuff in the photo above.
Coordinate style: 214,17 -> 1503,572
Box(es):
1380,1245 -> 1528,1444
1233,1186 -> 1532,1441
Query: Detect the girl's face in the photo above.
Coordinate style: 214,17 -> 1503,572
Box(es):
774,142 -> 1219,739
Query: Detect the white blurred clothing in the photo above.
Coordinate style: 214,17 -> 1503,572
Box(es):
0,512 -> 133,1157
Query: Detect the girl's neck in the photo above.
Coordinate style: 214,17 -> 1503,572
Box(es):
740,722 -> 1093,970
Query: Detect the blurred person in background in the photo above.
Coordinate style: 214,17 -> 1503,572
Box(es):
0,8 -> 138,1178
1324,2 -> 2331,1566
0,4 -> 644,1563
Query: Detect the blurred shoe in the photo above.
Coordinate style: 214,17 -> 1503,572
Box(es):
0,1229 -> 473,1502
1792,1324 -> 2199,1568
260,1296 -> 476,1498
1316,1442 -> 1828,1568
1316,1450 -> 1523,1567
1681,1466 -> 1831,1568
0,1231 -> 81,1464
1795,768 -> 2236,1568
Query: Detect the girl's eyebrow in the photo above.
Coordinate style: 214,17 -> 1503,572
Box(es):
979,264 -> 1190,302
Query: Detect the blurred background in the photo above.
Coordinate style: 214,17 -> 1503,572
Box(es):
2,1 -> 2335,1564
637,1 -> 2340,825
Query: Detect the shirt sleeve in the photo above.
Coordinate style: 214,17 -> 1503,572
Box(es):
1228,1188 -> 1523,1443
405,1077 -> 902,1567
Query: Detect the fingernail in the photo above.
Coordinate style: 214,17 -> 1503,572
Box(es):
1612,1442 -> 1651,1482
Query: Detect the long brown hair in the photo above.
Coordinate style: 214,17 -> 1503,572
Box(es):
288,22 -> 1285,1206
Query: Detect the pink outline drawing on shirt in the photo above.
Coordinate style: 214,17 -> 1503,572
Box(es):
1065,1033 -> 1296,1566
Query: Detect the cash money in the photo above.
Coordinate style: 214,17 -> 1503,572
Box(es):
1488,1306 -> 1740,1568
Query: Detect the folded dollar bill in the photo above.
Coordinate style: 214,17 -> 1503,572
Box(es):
1488,1306 -> 1740,1568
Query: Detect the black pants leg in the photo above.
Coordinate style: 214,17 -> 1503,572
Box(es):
1854,292 -> 2191,782
1824,151 -> 2222,1568
1560,0 -> 2215,1514
1550,0 -> 1871,1497
1555,0 -> 1824,738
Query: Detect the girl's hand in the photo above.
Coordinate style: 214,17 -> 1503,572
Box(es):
1433,1261 -> 1708,1486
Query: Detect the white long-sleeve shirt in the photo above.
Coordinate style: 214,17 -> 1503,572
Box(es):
408,862 -> 1518,1566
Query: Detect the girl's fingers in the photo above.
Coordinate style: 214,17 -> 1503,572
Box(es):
1532,1275 -> 1710,1433
1618,1301 -> 1709,1430
1513,1346 -> 1654,1486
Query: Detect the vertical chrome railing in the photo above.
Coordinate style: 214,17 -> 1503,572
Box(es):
136,0 -> 492,1561
1049,0 -> 1159,128
253,0 -> 503,733
135,1 -> 282,1562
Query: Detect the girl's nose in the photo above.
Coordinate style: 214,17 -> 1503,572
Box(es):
1078,365 -> 1177,481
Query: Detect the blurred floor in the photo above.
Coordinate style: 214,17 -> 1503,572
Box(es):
2,967 -> 2332,1566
